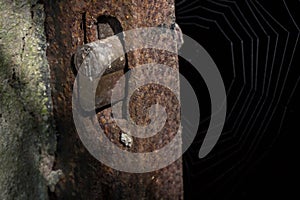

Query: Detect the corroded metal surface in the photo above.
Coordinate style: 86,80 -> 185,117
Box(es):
44,0 -> 182,199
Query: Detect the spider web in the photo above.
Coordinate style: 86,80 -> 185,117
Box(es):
176,0 -> 300,199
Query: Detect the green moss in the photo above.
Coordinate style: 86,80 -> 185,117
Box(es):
0,1 -> 56,199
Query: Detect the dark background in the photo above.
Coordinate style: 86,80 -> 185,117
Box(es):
176,0 -> 299,199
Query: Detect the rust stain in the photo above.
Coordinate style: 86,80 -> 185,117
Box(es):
44,0 -> 182,199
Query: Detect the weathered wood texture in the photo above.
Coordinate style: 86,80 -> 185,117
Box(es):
44,0 -> 182,199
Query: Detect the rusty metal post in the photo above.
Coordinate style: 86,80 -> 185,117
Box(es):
45,0 -> 183,199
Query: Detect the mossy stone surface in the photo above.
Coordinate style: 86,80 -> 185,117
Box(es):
0,1 -> 55,199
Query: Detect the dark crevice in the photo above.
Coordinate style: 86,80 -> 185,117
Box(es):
95,98 -> 124,114
82,13 -> 88,44
30,0 -> 43,18
21,37 -> 26,60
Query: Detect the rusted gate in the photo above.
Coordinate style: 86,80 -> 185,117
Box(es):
45,0 -> 183,199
